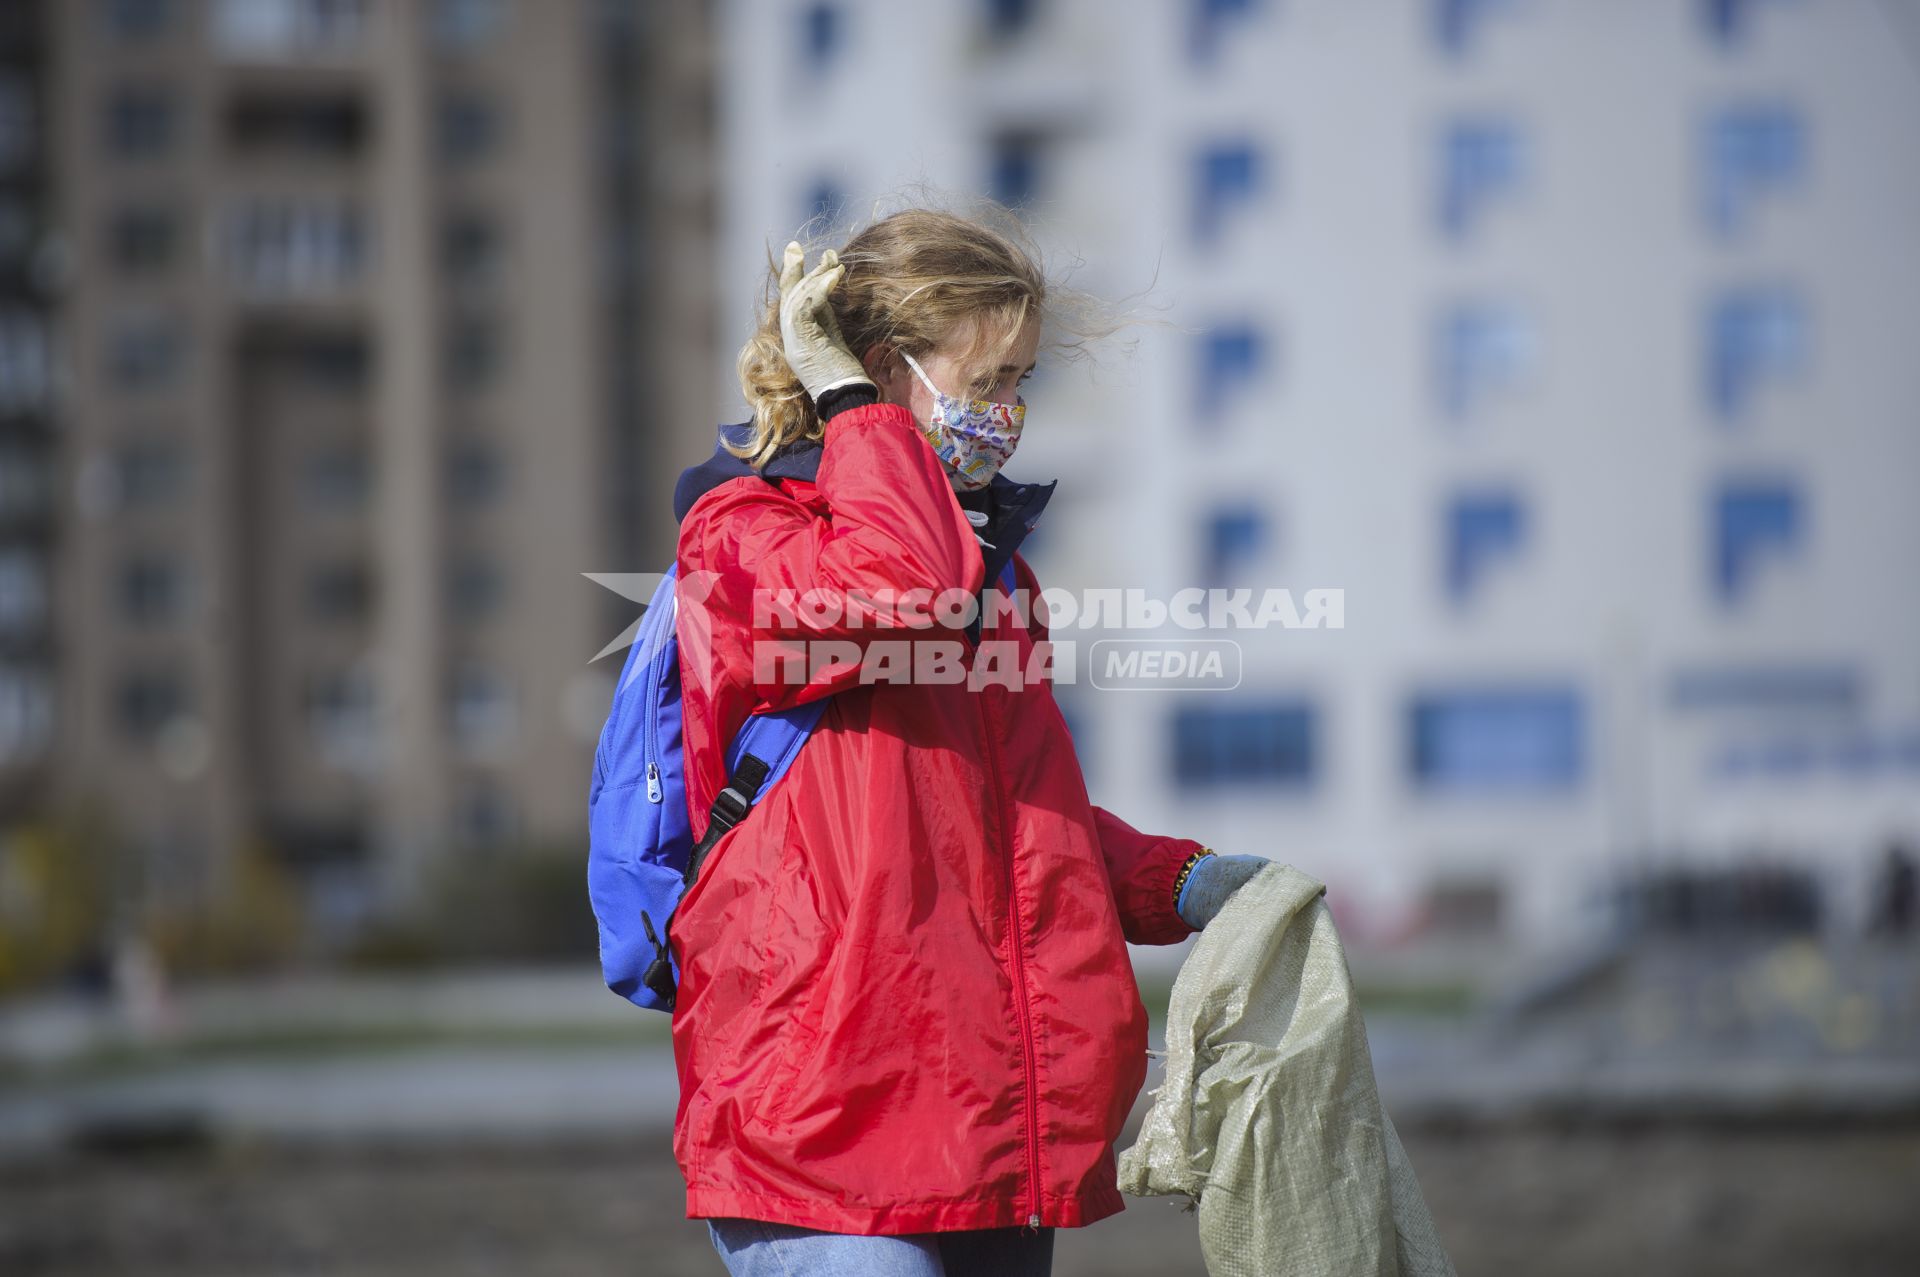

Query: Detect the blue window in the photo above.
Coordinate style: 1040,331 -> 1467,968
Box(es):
1703,104 -> 1804,237
1189,0 -> 1261,64
1408,688 -> 1583,792
1669,665 -> 1858,715
988,131 -> 1042,210
1195,323 -> 1268,424
1713,478 -> 1802,604
1706,287 -> 1805,421
106,86 -> 176,158
1433,0 -> 1522,59
1438,118 -> 1525,242
1436,301 -> 1533,421
1701,0 -> 1796,48
802,178 -> 846,231
1171,701 -> 1316,788
1444,490 -> 1525,604
1203,505 -> 1268,587
984,0 -> 1039,39
1192,140 -> 1264,247
800,3 -> 841,71
101,0 -> 173,41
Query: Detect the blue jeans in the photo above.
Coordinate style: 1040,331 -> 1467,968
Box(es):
705,1216 -> 1055,1277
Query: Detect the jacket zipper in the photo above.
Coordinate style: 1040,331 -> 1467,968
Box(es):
973,635 -> 1044,1231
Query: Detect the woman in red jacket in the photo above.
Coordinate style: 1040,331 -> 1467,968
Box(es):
671,208 -> 1265,1277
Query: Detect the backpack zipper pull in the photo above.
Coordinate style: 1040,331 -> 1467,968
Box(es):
646,761 -> 662,802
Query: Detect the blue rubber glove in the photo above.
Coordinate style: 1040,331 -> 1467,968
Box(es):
1176,853 -> 1269,930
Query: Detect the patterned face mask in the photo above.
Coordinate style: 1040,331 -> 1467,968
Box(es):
900,351 -> 1026,490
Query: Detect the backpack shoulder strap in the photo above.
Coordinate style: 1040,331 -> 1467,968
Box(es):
683,698 -> 829,887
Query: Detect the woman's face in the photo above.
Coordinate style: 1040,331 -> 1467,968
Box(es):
864,313 -> 1041,428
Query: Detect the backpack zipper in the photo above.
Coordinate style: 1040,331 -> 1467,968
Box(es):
640,593 -> 676,804
972,628 -> 1044,1232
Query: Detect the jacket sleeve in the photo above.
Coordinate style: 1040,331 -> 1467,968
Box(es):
679,402 -> 984,708
1011,554 -> 1202,946
1090,806 -> 1203,946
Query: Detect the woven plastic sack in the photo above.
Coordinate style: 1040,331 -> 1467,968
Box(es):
1118,863 -> 1456,1277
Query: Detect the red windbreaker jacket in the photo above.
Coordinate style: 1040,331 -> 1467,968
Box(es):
668,400 -> 1203,1234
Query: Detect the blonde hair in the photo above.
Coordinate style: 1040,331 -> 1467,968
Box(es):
732,200 -> 1125,468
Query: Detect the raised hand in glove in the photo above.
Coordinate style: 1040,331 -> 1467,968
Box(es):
1176,852 -> 1271,931
777,240 -> 874,406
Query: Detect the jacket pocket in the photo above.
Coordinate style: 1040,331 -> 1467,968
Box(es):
739,911 -> 843,1137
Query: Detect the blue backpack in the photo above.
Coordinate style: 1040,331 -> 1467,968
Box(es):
587,549 -> 1017,1012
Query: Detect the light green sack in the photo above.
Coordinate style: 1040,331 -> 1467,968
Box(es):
1118,863 -> 1457,1277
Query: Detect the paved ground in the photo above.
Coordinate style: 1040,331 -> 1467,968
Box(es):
4,940 -> 1915,1273
4,1123 -> 1917,1276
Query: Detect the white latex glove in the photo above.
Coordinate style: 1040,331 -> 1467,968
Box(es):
777,241 -> 874,403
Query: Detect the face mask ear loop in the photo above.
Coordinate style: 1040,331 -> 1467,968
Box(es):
899,350 -> 943,400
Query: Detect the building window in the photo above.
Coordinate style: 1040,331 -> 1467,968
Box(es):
1444,489 -> 1526,605
984,0 -> 1040,40
0,662 -> 52,764
213,0 -> 371,58
108,312 -> 184,392
1192,140 -> 1263,247
1202,505 -> 1268,588
218,196 -> 367,296
225,90 -> 367,158
1435,301 -> 1534,422
1407,687 -> 1583,793
1194,323 -> 1268,425
108,205 -> 180,274
305,665 -> 379,771
1170,700 -> 1316,788
1438,117 -> 1525,242
437,91 -> 502,165
118,555 -> 187,625
1668,664 -> 1858,716
115,439 -> 189,510
455,778 -> 518,846
800,3 -> 841,72
104,86 -> 177,158
307,560 -> 373,621
0,197 -> 34,269
0,549 -> 46,636
988,130 -> 1043,210
446,438 -> 504,507
115,668 -> 189,741
286,331 -> 370,394
801,178 -> 846,233
1706,287 -> 1805,421
449,665 -> 516,756
431,0 -> 509,51
1701,0 -> 1797,49
0,444 -> 52,520
1433,0 -> 1523,58
302,446 -> 370,513
1713,478 -> 1802,604
0,73 -> 35,176
99,0 -> 175,42
1703,103 -> 1804,239
0,309 -> 49,412
444,318 -> 502,392
1189,0 -> 1261,64
441,210 -> 503,291
448,555 -> 504,619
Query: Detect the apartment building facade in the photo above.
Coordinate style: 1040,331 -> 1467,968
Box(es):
28,0 -> 716,941
717,0 -> 1920,942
